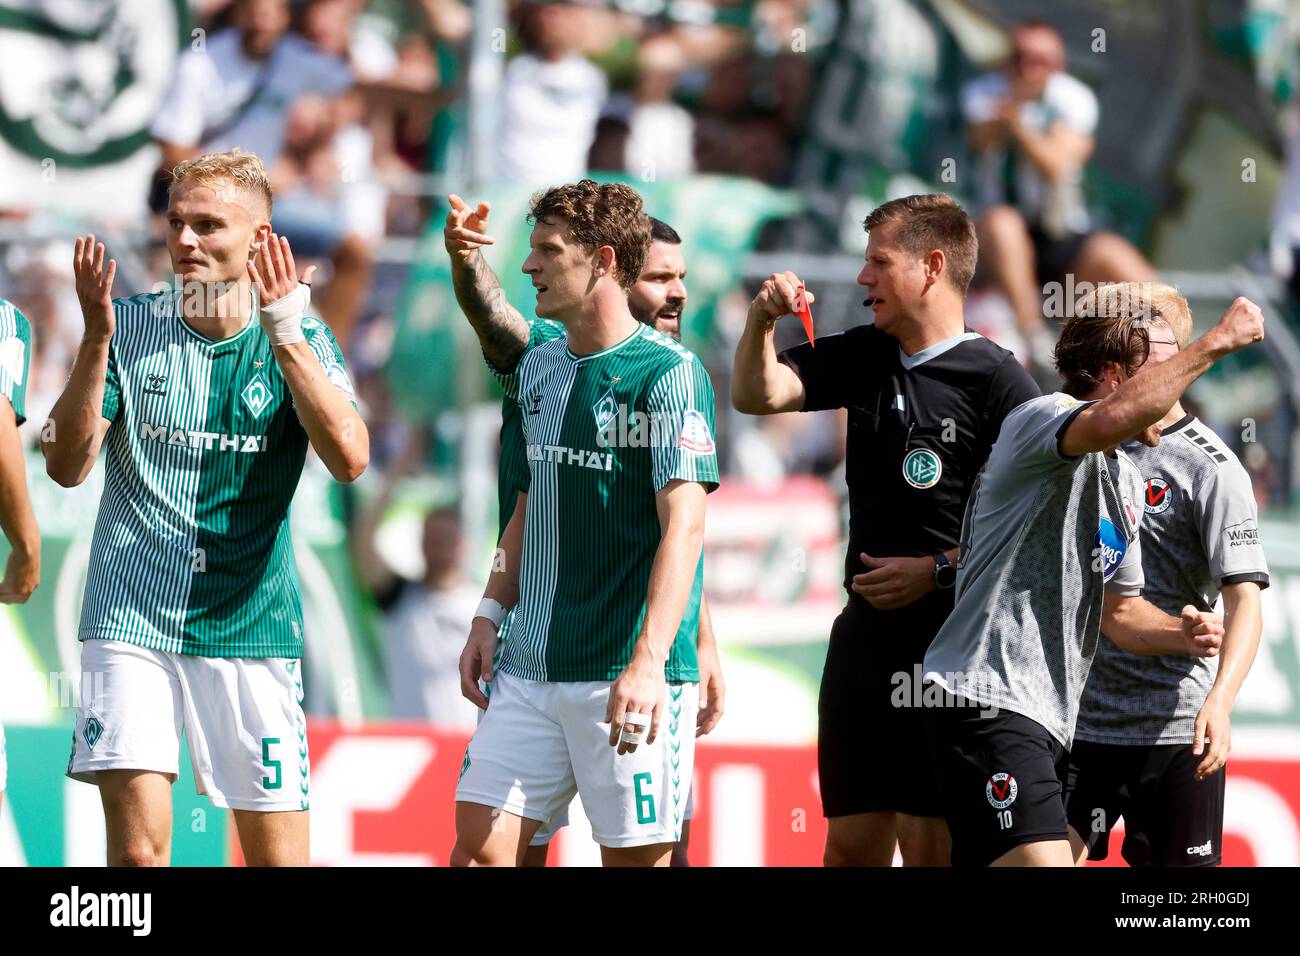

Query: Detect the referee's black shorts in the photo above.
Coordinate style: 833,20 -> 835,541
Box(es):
818,593 -> 950,819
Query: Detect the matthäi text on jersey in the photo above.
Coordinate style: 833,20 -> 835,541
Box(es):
527,442 -> 614,471
140,420 -> 268,453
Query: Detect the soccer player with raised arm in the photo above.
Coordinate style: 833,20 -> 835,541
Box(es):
1066,285 -> 1268,866
445,205 -> 721,866
922,285 -> 1264,867
0,297 -> 41,814
43,150 -> 368,866
449,181 -> 718,867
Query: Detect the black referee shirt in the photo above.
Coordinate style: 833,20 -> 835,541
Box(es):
780,325 -> 1040,610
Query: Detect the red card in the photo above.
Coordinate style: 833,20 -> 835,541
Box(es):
795,282 -> 815,346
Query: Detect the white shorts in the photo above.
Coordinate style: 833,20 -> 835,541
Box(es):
457,672 -> 697,849
67,639 -> 309,812
527,785 -> 696,847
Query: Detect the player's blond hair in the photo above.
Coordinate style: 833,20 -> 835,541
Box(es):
169,148 -> 272,217
1147,282 -> 1193,349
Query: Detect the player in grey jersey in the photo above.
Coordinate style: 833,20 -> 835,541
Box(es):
922,285 -> 1264,867
1066,284 -> 1267,867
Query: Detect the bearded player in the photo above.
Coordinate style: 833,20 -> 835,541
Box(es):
44,149 -> 367,866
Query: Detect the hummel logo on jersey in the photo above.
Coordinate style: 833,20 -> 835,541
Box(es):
241,374 -> 273,418
143,373 -> 167,396
528,443 -> 614,471
140,421 -> 268,453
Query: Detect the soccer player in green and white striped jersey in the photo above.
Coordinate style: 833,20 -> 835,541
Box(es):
42,150 -> 368,866
445,207 -> 724,865
0,297 -> 41,813
449,181 -> 719,867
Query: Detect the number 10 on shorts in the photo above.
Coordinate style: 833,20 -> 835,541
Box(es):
633,772 -> 656,824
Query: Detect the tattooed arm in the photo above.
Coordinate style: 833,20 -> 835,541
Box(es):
445,194 -> 531,373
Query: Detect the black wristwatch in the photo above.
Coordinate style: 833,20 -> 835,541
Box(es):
933,552 -> 956,590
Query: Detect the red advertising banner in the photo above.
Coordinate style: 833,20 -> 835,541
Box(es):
267,721 -> 1300,867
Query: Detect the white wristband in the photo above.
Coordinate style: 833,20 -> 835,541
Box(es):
475,597 -> 507,630
259,283 -> 311,346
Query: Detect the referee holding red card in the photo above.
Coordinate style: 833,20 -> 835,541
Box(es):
731,194 -> 1040,866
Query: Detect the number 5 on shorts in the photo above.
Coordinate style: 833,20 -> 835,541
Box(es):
262,737 -> 282,790
634,771 -> 656,824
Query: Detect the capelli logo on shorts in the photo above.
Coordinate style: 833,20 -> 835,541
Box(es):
1186,840 -> 1213,857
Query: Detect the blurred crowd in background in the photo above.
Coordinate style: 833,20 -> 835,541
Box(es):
4,0 -> 1300,726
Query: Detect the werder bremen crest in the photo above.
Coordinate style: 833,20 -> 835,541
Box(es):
592,387 -> 618,432
242,373 -> 273,418
83,715 -> 103,750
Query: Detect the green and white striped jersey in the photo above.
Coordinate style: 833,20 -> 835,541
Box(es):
497,319 -> 566,532
494,320 -> 707,659
0,298 -> 31,425
79,290 -> 356,658
500,322 -> 719,682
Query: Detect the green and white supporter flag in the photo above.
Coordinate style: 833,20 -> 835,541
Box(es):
0,0 -> 189,218
500,323 -> 719,682
0,297 -> 31,424
78,291 -> 356,659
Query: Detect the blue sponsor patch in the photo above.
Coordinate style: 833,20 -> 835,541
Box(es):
1094,518 -> 1128,582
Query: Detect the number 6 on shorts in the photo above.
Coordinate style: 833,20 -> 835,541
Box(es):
634,771 -> 656,824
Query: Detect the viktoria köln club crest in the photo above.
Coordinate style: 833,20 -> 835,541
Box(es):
986,772 -> 1018,809
1144,477 -> 1173,514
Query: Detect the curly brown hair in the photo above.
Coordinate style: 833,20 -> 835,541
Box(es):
1056,282 -> 1175,397
527,180 -> 651,289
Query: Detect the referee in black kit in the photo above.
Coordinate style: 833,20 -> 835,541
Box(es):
732,194 -> 1040,866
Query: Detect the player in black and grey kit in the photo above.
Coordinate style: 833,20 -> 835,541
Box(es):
732,194 -> 1039,866
1066,284 -> 1268,867
923,286 -> 1265,867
